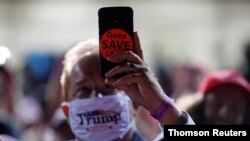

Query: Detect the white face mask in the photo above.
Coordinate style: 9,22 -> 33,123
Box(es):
67,92 -> 132,141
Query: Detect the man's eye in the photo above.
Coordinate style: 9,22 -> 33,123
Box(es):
74,87 -> 92,99
77,87 -> 91,93
104,84 -> 112,89
230,104 -> 243,113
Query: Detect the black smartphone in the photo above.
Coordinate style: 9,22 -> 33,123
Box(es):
98,6 -> 134,77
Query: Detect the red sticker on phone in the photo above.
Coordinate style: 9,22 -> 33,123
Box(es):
100,29 -> 133,63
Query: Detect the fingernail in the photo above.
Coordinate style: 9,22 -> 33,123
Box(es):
115,80 -> 121,85
108,55 -> 115,60
112,82 -> 116,87
105,72 -> 109,77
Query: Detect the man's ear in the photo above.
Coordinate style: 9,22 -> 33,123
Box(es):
61,102 -> 69,118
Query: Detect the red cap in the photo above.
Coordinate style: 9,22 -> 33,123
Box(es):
198,70 -> 250,96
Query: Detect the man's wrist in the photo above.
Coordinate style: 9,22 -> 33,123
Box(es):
150,96 -> 173,120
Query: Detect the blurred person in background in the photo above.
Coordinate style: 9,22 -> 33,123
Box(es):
50,108 -> 75,141
0,134 -> 18,141
45,54 -> 64,121
17,53 -> 58,141
0,110 -> 20,141
0,66 -> 15,115
154,62 -> 173,97
45,54 -> 75,141
60,33 -> 194,141
171,64 -> 206,99
22,53 -> 54,101
0,47 -> 21,140
0,47 -> 16,115
243,42 -> 250,83
176,70 -> 250,124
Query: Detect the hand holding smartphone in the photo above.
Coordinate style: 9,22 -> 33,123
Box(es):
98,7 -> 134,77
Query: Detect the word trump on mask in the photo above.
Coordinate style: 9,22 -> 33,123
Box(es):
76,110 -> 121,125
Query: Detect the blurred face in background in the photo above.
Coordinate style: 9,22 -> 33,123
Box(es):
0,67 -> 11,96
0,73 -> 4,95
204,84 -> 248,124
0,67 -> 14,114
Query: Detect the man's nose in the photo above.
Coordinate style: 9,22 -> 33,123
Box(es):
89,90 -> 103,98
218,104 -> 229,118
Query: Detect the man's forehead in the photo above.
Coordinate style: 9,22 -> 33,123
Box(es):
71,54 -> 100,79
79,52 -> 99,66
72,64 -> 85,79
207,85 -> 248,101
211,85 -> 248,94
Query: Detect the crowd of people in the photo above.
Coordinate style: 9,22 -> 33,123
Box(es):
0,32 -> 250,141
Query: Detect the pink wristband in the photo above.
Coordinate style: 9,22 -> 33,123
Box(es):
151,96 -> 173,120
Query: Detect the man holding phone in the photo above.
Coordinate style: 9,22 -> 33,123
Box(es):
59,7 -> 194,141
60,37 -> 146,141
60,33 -> 194,141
